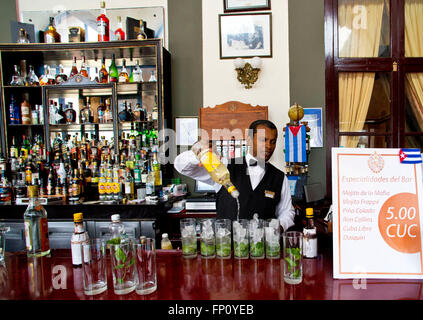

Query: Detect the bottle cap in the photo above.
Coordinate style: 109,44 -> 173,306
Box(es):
162,233 -> 168,239
74,213 -> 83,222
306,208 -> 313,217
111,214 -> 120,222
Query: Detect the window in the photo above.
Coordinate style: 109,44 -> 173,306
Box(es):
325,0 -> 423,197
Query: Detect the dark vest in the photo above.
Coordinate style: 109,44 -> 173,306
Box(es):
216,157 -> 285,220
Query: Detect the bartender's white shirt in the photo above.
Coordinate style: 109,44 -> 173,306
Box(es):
174,150 -> 296,231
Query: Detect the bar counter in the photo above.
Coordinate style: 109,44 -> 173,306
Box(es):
1,248 -> 422,300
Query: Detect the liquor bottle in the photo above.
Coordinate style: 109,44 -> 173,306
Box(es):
44,17 -> 61,43
97,98 -> 106,123
10,65 -> 24,86
55,104 -> 67,124
0,170 -> 12,204
152,97 -> 158,121
303,208 -> 318,258
55,64 -> 68,84
98,166 -> 106,201
70,169 -> 81,204
118,59 -> 130,83
27,65 -> 40,86
47,168 -> 54,195
118,101 -> 131,122
39,65 -> 50,86
146,169 -> 155,196
108,214 -> 129,244
108,54 -> 118,82
80,97 -> 94,124
9,95 -> 19,124
149,69 -> 157,82
132,103 -> 143,122
194,145 -> 240,199
132,60 -> 143,83
17,28 -> 30,44
65,102 -> 77,123
114,16 -> 125,40
71,213 -> 90,267
98,57 -> 108,83
133,155 -> 142,185
97,1 -> 110,42
161,233 -> 173,250
104,98 -> 113,123
70,56 -> 79,78
136,19 -> 147,40
80,56 -> 89,78
55,176 -> 62,195
24,185 -> 50,257
21,94 -> 31,125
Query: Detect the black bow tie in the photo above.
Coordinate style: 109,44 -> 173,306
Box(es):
248,159 -> 258,166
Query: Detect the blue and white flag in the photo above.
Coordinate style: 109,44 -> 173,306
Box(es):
399,148 -> 422,164
285,125 -> 307,163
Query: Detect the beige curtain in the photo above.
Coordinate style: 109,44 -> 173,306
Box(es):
405,0 -> 423,133
338,0 -> 384,147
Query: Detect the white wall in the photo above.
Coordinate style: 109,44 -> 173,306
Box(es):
16,0 -> 168,48
202,0 -> 290,171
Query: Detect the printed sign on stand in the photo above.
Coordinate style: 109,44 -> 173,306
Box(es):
332,148 -> 423,279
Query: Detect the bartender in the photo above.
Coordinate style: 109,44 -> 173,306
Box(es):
174,120 -> 296,232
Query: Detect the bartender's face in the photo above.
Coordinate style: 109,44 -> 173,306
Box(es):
249,125 -> 278,162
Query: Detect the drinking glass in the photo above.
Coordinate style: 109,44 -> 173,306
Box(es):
265,219 -> 281,259
0,224 -> 10,263
110,238 -> 138,294
249,219 -> 265,259
283,231 -> 303,285
81,239 -> 108,295
200,219 -> 216,259
135,238 -> 157,295
180,218 -> 197,258
233,219 -> 249,259
215,219 -> 231,259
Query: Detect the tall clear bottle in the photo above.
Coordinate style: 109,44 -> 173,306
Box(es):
303,208 -> 318,258
24,185 -> 50,257
108,214 -> 129,244
71,213 -> 90,267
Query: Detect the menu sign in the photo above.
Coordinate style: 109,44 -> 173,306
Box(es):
332,148 -> 423,279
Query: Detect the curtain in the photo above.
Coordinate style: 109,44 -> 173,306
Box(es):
405,0 -> 423,133
338,0 -> 384,148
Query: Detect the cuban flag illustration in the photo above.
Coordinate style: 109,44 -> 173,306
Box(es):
399,148 -> 422,164
285,125 -> 307,163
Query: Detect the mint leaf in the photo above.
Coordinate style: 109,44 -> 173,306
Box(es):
115,247 -> 127,263
115,263 -> 125,270
128,257 -> 135,267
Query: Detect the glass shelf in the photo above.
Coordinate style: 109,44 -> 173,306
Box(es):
49,123 -> 114,132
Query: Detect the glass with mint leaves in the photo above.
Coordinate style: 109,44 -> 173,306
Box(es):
249,215 -> 265,259
233,219 -> 249,259
283,231 -> 303,285
180,218 -> 198,258
200,219 -> 216,259
265,219 -> 281,259
215,219 -> 232,259
109,238 -> 138,294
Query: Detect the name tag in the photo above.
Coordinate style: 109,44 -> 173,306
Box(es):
264,190 -> 275,199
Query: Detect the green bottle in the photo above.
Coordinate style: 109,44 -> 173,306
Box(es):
108,53 -> 118,82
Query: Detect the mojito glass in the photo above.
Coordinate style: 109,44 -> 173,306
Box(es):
265,219 -> 280,259
110,238 -> 138,295
215,219 -> 231,259
283,231 -> 303,285
233,219 -> 249,259
180,218 -> 197,258
200,219 -> 216,259
249,218 -> 265,259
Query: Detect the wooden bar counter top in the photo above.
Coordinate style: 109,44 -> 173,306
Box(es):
0,248 -> 422,300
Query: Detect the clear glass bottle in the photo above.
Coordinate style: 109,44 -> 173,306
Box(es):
80,97 -> 94,124
44,16 -> 61,43
149,69 -> 157,82
124,168 -> 134,201
104,98 -> 113,123
80,56 -> 89,78
303,208 -> 318,258
55,64 -> 68,84
114,16 -> 125,40
136,19 -> 147,40
27,65 -> 40,86
71,213 -> 90,267
17,28 -> 30,44
70,56 -> 79,78
97,1 -> 110,42
108,214 -> 129,244
152,97 -> 159,121
24,185 -> 50,257
10,65 -> 24,86
39,65 -> 50,86
118,59 -> 130,83
65,102 -> 77,123
132,60 -> 143,83
97,98 -> 106,123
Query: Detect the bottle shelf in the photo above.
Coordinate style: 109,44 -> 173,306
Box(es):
49,123 -> 114,132
3,85 -> 41,89
8,124 -> 44,127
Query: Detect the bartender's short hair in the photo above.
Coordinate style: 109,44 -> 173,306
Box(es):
248,120 -> 277,138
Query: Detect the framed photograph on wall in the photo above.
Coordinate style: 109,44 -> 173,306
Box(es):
303,108 -> 323,148
219,13 -> 272,59
175,117 -> 199,146
223,0 -> 271,13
